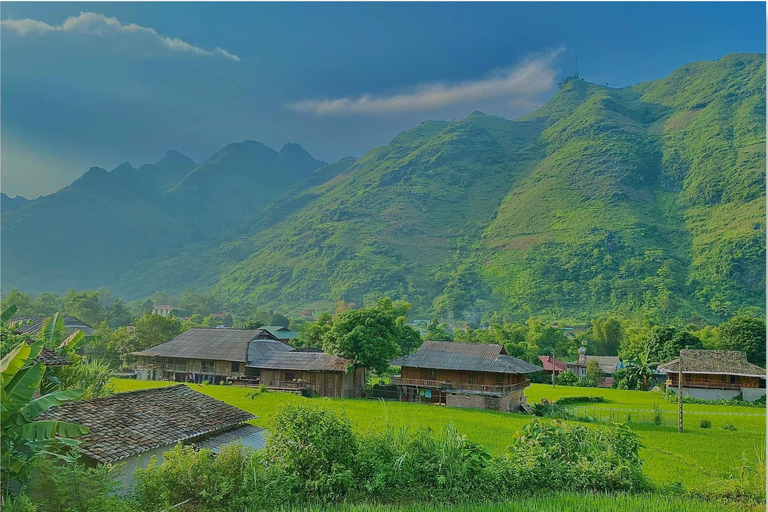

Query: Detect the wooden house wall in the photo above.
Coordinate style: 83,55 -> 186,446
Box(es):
257,368 -> 362,397
401,366 -> 526,386
667,373 -> 764,389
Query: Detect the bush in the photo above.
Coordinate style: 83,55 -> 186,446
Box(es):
699,419 -> 712,429
497,419 -> 649,493
555,396 -> 607,405
722,423 -> 738,431
555,370 -> 579,386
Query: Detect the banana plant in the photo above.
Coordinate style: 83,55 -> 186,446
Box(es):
1,340 -> 89,492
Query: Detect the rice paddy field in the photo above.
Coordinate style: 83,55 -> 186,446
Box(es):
112,380 -> 766,506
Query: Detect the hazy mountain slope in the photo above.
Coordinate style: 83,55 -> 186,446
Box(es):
1,142 -> 326,295
213,53 -> 765,322
1,193 -> 30,213
1,165 -> 196,292
135,150 -> 196,192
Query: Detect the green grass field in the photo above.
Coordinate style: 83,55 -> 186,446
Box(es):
282,494 -> 758,512
112,380 -> 765,499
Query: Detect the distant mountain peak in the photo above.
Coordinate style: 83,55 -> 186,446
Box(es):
157,150 -> 195,168
112,162 -> 136,173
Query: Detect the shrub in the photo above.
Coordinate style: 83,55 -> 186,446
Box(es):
555,396 -> 608,405
497,419 -> 649,493
699,419 -> 712,429
555,370 -> 579,386
652,403 -> 663,426
722,423 -> 738,431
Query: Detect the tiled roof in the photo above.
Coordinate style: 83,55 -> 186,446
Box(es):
658,350 -> 766,378
193,424 -> 267,454
247,351 -> 350,372
537,355 -> 567,372
390,341 -> 542,374
37,385 -> 255,463
567,356 -> 621,374
35,346 -> 72,367
11,316 -> 94,336
132,328 -> 280,362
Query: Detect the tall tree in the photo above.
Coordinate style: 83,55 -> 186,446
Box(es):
646,326 -> 703,364
717,316 -> 766,367
591,317 -> 623,355
62,290 -> 106,326
323,308 -> 400,374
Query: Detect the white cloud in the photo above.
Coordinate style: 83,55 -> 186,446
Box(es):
1,12 -> 240,62
287,49 -> 564,115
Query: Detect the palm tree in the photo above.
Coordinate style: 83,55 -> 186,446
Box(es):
624,345 -> 659,391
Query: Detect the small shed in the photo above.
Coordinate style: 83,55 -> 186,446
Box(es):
37,385 -> 262,489
246,351 -> 364,397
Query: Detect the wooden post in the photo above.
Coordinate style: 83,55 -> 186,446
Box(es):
678,351 -> 683,432
551,349 -> 556,388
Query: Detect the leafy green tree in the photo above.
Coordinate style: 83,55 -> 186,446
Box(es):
375,297 -> 422,355
179,290 -> 220,316
323,308 -> 400,373
591,317 -> 623,355
202,315 -> 224,328
555,370 -> 579,386
623,344 -> 659,391
296,313 -> 331,350
1,289 -> 33,315
270,313 -> 290,327
33,293 -> 64,316
132,313 -> 183,348
1,340 -> 89,492
586,359 -> 605,385
646,326 -> 703,364
716,315 -> 766,367
425,319 -> 453,341
105,299 -> 133,328
62,290 -> 106,326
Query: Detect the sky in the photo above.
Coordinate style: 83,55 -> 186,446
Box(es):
1,2 -> 765,198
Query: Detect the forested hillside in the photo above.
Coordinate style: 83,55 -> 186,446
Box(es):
2,53 -> 764,323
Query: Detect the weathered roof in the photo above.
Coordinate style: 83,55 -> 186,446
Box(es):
11,315 -> 94,336
390,341 -> 542,374
152,305 -> 175,310
35,346 -> 72,367
567,356 -> 621,374
37,385 -> 255,463
247,351 -> 350,372
247,338 -> 296,362
262,326 -> 299,339
538,355 -> 567,372
132,328 -> 279,362
658,350 -> 766,378
193,424 -> 267,454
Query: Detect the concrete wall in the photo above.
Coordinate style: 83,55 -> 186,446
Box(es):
445,393 -> 509,411
668,387 -> 741,401
741,387 -> 767,402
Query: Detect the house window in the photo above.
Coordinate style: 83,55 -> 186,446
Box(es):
428,370 -> 436,380
231,361 -> 240,373
468,374 -> 478,385
496,374 -> 504,385
285,371 -> 296,381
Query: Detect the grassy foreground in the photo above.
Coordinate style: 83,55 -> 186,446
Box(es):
112,380 -> 765,497
284,493 -> 761,512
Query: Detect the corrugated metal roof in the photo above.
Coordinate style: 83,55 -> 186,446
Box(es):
194,424 -> 267,454
567,356 -> 621,374
262,326 -> 299,339
132,328 -> 281,362
247,338 -> 296,361
390,341 -> 542,374
38,385 -> 255,463
247,351 -> 349,372
658,350 -> 766,378
11,315 -> 94,336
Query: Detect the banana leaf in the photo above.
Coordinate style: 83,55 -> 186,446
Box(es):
1,304 -> 18,325
0,341 -> 30,378
17,389 -> 85,422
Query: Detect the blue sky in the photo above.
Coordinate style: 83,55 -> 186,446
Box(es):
1,2 -> 765,197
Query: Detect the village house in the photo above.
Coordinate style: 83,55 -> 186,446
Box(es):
389,341 -> 542,412
537,355 -> 567,376
245,351 -> 365,397
566,347 -> 621,387
151,305 -> 176,317
11,315 -> 95,336
132,328 -> 286,383
658,349 -> 767,402
36,385 -> 265,489
132,328 -> 364,397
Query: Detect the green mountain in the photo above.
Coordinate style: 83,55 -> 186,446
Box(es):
211,53 -> 765,322
2,54 -> 764,323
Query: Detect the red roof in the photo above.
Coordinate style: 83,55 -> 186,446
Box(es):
538,355 -> 567,372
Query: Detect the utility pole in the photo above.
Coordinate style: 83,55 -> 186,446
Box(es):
552,349 -> 556,388
677,350 -> 683,432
